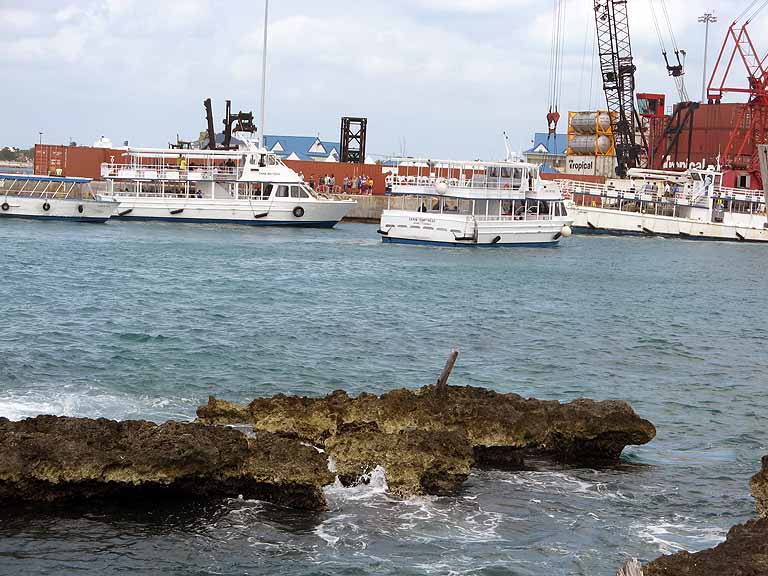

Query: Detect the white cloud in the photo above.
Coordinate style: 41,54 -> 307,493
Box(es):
0,0 -> 763,157
0,9 -> 40,30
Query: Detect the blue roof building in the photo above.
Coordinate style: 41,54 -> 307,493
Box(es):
524,133 -> 567,172
263,135 -> 340,162
203,133 -> 341,162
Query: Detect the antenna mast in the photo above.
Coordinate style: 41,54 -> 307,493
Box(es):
258,0 -> 269,151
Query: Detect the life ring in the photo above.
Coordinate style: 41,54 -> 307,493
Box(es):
293,206 -> 305,218
1,202 -> 8,211
77,204 -> 84,214
42,202 -> 51,212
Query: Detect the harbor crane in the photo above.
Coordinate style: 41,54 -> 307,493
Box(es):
592,0 -> 646,177
706,0 -> 768,187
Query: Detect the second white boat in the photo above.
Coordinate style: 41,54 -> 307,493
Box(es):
378,158 -> 573,247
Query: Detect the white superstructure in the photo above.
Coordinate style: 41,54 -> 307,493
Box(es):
0,173 -> 116,223
378,158 -> 573,247
562,167 -> 768,242
98,143 -> 355,227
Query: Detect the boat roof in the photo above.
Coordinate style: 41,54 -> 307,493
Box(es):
390,157 -> 540,170
119,147 -> 252,160
0,173 -> 91,184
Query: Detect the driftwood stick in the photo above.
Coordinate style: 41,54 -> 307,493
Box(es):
436,348 -> 459,394
616,559 -> 643,576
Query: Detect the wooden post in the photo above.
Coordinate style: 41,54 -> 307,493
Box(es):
436,348 -> 459,395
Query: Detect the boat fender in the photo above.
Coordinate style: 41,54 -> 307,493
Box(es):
118,208 -> 133,217
293,206 -> 305,218
77,204 -> 84,214
553,232 -> 562,240
736,231 -> 745,241
491,235 -> 501,244
1,202 -> 8,211
376,228 -> 389,236
42,202 -> 51,212
587,221 -> 596,229
170,208 -> 184,215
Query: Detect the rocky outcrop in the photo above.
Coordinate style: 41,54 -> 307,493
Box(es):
198,385 -> 656,464
750,455 -> 768,518
0,416 -> 334,510
643,517 -> 768,576
327,426 -> 474,497
198,385 -> 655,498
640,454 -> 768,575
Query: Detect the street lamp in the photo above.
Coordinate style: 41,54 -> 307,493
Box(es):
38,131 -> 43,145
699,12 -> 717,103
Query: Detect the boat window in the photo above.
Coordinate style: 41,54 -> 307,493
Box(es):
260,183 -> 273,198
276,185 -> 289,198
290,186 -> 310,198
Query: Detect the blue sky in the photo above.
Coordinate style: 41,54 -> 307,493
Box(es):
0,0 -> 761,160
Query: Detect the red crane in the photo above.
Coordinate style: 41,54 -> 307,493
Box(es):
706,1 -> 768,186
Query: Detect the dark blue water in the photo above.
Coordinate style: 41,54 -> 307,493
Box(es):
0,219 -> 766,575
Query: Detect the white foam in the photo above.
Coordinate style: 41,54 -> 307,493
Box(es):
0,384 -> 196,423
501,471 -> 629,501
323,465 -> 391,503
633,517 -> 727,555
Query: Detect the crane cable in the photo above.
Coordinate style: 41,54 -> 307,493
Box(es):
737,0 -> 768,23
648,0 -> 689,101
546,0 -> 567,138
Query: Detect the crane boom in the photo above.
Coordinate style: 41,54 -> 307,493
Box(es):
593,0 -> 645,176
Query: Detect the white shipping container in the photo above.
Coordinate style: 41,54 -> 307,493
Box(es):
565,156 -> 616,178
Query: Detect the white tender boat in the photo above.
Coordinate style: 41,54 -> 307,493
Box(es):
378,158 -> 573,247
98,144 -> 355,228
562,167 -> 768,242
0,173 -> 116,223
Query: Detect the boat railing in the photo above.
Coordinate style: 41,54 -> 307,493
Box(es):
0,178 -> 91,200
559,178 -> 764,207
390,175 -> 531,192
101,163 -> 240,181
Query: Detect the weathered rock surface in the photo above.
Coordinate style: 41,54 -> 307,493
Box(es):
0,415 -> 334,510
640,454 -> 768,576
198,385 -> 656,464
750,455 -> 768,518
643,517 -> 768,576
327,427 -> 474,497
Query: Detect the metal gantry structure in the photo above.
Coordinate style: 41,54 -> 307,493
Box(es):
706,1 -> 768,183
592,0 -> 645,176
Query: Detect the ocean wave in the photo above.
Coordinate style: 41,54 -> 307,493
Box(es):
0,384 -> 197,423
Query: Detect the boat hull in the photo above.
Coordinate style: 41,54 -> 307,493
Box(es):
0,196 -> 115,223
100,196 -> 355,228
379,210 -> 572,247
569,205 -> 768,242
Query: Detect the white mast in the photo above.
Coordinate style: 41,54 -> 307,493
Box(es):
258,0 -> 269,151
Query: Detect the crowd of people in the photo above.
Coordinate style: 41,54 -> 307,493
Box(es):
306,173 -> 375,195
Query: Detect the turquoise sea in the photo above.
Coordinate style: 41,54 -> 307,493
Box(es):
0,219 -> 766,575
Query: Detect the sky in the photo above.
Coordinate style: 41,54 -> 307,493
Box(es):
0,0 -> 763,160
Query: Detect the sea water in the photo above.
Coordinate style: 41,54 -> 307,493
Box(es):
0,219 -> 766,575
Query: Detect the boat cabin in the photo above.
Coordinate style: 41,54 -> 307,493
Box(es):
100,145 -> 317,201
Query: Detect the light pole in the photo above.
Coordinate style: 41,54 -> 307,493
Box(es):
699,12 -> 717,103
38,131 -> 43,145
